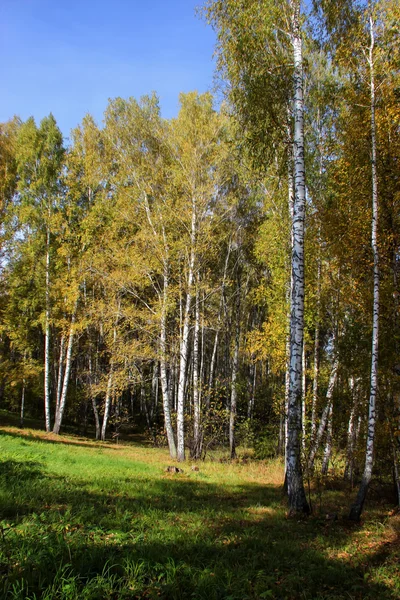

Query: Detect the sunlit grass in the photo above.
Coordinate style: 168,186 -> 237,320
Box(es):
0,425 -> 399,599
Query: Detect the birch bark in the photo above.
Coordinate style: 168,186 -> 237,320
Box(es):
176,201 -> 196,462
308,358 -> 338,472
192,288 -> 202,458
286,0 -> 310,514
44,225 -> 51,432
53,301 -> 78,434
229,280 -> 241,460
349,13 -> 380,521
160,264 -> 177,458
88,354 -> 101,440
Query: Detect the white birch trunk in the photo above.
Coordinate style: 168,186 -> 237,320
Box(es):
321,403 -> 333,475
101,368 -> 113,442
192,288 -> 201,458
350,15 -> 380,521
152,361 -> 159,416
310,333 -> 320,442
248,362 -> 257,419
88,354 -> 101,440
160,264 -> 177,459
302,339 -> 306,450
100,308 -> 119,442
229,292 -> 240,460
53,301 -> 78,434
208,241 -> 231,398
308,358 -> 338,472
44,225 -> 51,432
344,378 -> 358,483
20,379 -> 26,428
55,334 -> 66,414
199,300 -> 205,408
284,119 -> 295,467
176,200 -> 196,462
286,1 -> 309,513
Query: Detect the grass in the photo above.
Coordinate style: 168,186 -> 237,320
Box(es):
0,424 -> 399,599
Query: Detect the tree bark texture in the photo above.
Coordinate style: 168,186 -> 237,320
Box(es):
350,16 -> 379,521
286,2 -> 310,514
44,225 -> 51,432
177,202 -> 196,461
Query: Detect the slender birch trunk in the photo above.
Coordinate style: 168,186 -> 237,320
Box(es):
55,334 -> 66,414
152,361 -> 159,416
199,299 -> 205,407
143,193 -> 177,456
286,1 -> 310,514
311,257 -> 321,442
20,379 -> 26,428
141,377 -> 152,430
208,241 -> 231,399
101,369 -> 113,441
248,362 -> 256,419
229,283 -> 241,460
44,225 -> 51,432
321,403 -> 333,475
192,287 -> 202,458
176,200 -> 196,462
344,378 -> 358,483
53,301 -> 78,434
160,263 -> 177,459
88,354 -> 101,440
284,118 -> 295,467
350,15 -> 379,521
101,307 -> 119,442
308,358 -> 338,472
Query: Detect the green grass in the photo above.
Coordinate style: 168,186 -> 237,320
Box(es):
0,425 -> 399,599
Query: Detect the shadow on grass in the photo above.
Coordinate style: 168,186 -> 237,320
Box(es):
0,426 -> 150,452
0,450 -> 398,599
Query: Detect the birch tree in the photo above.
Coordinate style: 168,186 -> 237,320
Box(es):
15,115 -> 64,431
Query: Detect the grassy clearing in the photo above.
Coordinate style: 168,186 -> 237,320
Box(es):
0,425 -> 399,599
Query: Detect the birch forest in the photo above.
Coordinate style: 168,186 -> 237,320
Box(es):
1,0 -> 400,521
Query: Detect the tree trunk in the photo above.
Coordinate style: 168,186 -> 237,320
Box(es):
247,362 -> 256,419
286,1 -> 310,514
100,309 -> 119,442
152,361 -> 159,416
160,264 -> 177,459
55,334 -> 66,415
44,225 -> 51,432
101,369 -> 113,442
302,339 -> 306,451
321,403 -> 333,475
208,240 -> 231,400
310,330 -> 320,443
20,379 -> 25,428
88,355 -> 101,440
229,273 -> 241,460
284,118 -> 294,471
176,200 -> 196,462
53,302 -> 78,434
344,379 -> 358,483
349,16 -> 379,521
308,358 -> 338,472
192,288 -> 202,459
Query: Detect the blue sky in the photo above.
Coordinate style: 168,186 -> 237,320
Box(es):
0,0 -> 216,141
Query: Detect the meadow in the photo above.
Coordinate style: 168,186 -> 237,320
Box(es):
0,422 -> 399,599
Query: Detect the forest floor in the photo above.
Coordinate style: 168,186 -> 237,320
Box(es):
0,421 -> 399,599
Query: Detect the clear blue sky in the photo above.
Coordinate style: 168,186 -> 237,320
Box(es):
0,0 -> 216,141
